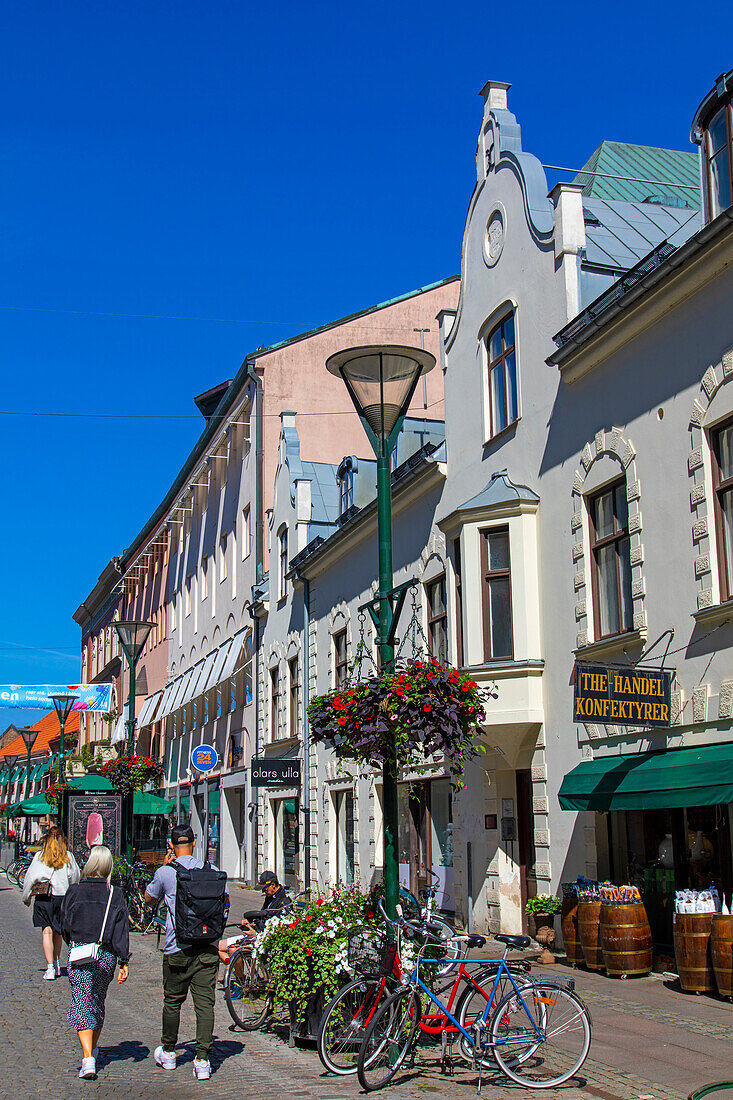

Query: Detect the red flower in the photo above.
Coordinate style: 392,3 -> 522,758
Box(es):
462,683 -> 470,692
423,704 -> 431,713
405,683 -> 412,690
395,687 -> 404,696
426,672 -> 433,680
415,661 -> 422,669
305,914 -> 313,921
288,921 -> 297,929
306,948 -> 312,956
338,717 -> 347,726
367,911 -> 374,918
316,899 -> 324,906
432,659 -> 439,667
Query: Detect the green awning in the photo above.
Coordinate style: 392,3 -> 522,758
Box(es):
68,774 -> 113,792
16,794 -> 54,817
133,792 -> 175,816
559,744 -> 733,812
208,790 -> 220,814
36,759 -> 52,777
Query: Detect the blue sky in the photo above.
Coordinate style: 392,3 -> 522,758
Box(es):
0,1 -> 728,725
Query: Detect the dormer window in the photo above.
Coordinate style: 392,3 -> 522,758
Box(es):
706,100 -> 732,219
338,458 -> 355,515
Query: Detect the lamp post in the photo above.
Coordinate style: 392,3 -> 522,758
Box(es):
19,728 -> 36,847
113,620 -> 154,862
326,344 -> 435,919
50,694 -> 78,786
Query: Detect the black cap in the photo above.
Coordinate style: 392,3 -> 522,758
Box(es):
256,871 -> 279,888
171,824 -> 195,844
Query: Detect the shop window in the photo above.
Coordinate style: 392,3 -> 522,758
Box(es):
480,526 -> 513,660
274,797 -> 299,886
705,99 -> 733,220
486,311 -> 518,438
333,628 -> 348,687
270,666 -> 280,740
711,418 -> 733,601
588,480 -> 633,638
278,526 -> 288,601
334,789 -> 355,886
426,575 -> 447,661
288,657 -> 299,738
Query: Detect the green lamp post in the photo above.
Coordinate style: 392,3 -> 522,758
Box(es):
326,344 -> 435,919
113,620 -> 154,861
50,694 -> 78,786
19,727 -> 37,847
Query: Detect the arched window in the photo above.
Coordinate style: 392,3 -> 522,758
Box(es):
485,311 -> 518,438
587,480 -> 633,639
337,458 -> 355,515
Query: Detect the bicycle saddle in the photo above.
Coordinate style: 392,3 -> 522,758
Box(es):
465,934 -> 486,948
494,933 -> 531,949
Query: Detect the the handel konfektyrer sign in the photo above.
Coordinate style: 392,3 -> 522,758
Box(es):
250,758 -> 301,788
574,663 -> 673,727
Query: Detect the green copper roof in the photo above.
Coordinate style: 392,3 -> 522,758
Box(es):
574,140 -> 700,209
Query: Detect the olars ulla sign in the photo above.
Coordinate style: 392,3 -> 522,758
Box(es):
574,663 -> 673,727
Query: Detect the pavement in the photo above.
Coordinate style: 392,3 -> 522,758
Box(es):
1,875 -> 731,1100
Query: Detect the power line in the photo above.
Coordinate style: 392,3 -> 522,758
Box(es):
0,400 -> 445,422
0,304 -> 302,325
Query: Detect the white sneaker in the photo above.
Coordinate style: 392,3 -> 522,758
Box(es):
79,1057 -> 97,1079
192,1059 -> 211,1080
154,1046 -> 177,1070
43,965 -> 56,980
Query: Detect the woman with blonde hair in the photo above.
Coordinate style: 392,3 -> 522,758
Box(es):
22,826 -> 80,979
60,845 -> 130,1080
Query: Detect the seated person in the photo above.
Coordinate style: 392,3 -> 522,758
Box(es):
218,871 -> 291,963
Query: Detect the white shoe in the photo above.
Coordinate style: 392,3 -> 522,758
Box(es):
192,1059 -> 211,1080
79,1057 -> 96,1080
43,965 -> 56,980
154,1046 -> 177,1070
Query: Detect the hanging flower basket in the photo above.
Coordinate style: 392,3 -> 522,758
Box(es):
44,782 -> 70,810
99,755 -> 165,796
308,658 -> 488,782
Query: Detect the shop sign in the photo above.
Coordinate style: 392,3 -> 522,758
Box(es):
574,663 -> 673,727
251,758 -> 301,788
191,744 -> 219,773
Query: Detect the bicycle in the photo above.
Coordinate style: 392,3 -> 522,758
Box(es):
317,903 -> 532,1077
222,903 -> 294,1031
5,849 -> 32,886
356,929 -> 591,1091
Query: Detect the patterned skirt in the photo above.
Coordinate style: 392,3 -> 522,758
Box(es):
66,945 -> 117,1031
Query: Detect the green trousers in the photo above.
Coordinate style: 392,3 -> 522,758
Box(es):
161,947 -> 219,1059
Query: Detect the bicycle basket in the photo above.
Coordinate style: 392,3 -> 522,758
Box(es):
347,931 -> 397,979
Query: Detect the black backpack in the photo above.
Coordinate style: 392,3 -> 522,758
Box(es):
170,860 -> 228,946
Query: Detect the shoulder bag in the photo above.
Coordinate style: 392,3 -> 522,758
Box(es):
68,887 -> 114,966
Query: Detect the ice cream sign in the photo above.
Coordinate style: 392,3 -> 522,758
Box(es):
191,743 -> 219,773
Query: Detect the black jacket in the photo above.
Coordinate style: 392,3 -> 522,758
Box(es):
60,879 -> 131,963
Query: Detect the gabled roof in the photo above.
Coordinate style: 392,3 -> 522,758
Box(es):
583,198 -> 701,271
574,140 -> 700,209
451,470 -> 539,516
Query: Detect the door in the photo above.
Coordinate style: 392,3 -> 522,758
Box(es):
274,797 -> 300,889
516,770 -> 537,934
397,783 -> 431,898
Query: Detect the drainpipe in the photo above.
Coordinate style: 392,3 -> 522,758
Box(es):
301,577 -> 311,891
245,357 -> 265,584
250,611 -> 260,886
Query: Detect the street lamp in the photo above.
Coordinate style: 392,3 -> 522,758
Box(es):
19,728 -> 37,848
50,694 -> 78,786
113,621 -> 154,753
326,344 -> 435,920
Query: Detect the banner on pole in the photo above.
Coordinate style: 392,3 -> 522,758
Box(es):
0,684 -> 113,712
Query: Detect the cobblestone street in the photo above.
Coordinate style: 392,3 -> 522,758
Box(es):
1,879 -> 731,1100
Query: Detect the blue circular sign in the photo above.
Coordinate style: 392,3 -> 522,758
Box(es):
191,743 -> 219,773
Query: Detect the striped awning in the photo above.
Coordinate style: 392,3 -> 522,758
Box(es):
156,630 -> 247,721
137,690 -> 164,728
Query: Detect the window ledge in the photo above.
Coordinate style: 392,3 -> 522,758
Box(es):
264,736 -> 299,753
574,629 -> 646,662
692,599 -> 733,629
467,659 -> 544,679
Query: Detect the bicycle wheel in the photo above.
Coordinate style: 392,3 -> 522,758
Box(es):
490,984 -> 591,1088
356,987 -> 421,1092
318,977 -> 393,1075
456,966 -> 536,1066
6,862 -> 20,886
224,947 -> 273,1030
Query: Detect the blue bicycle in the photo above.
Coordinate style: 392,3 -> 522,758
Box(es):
356,928 -> 591,1091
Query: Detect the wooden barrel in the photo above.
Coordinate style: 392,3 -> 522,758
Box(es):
577,900 -> 604,971
601,901 -> 652,977
561,895 -> 585,967
711,913 -> 733,999
673,913 -> 715,993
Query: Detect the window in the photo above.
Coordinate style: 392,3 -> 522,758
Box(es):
333,629 -> 348,687
270,666 -> 280,739
334,790 -> 355,886
426,576 -> 447,661
588,480 -> 633,639
289,657 -> 299,738
711,420 -> 733,601
185,578 -> 191,617
219,534 -> 228,582
486,312 -> 518,437
480,526 -> 513,659
453,538 -> 464,667
192,698 -> 198,728
229,675 -> 236,713
278,527 -> 288,601
705,99 -> 732,220
339,461 -> 354,515
241,506 -> 251,560
201,558 -> 209,600
203,693 -> 209,724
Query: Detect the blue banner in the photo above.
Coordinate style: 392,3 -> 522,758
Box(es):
0,684 -> 113,712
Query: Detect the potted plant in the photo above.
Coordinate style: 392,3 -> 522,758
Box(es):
308,658 -> 490,784
526,894 -> 561,961
99,755 -> 165,794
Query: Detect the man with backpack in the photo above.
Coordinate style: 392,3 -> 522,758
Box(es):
145,824 -> 228,1081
